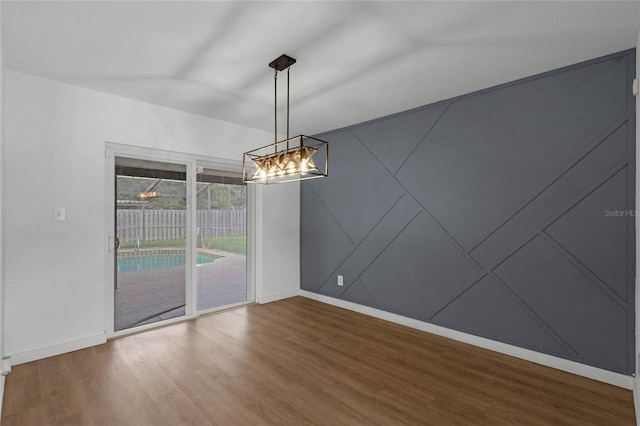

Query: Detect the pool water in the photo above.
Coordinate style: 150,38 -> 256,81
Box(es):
117,251 -> 217,273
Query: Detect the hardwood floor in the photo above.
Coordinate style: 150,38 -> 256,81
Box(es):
2,296 -> 635,425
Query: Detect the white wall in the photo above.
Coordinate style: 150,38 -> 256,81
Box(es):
3,70 -> 300,362
256,182 -> 300,303
0,3 -> 6,414
635,28 -> 640,419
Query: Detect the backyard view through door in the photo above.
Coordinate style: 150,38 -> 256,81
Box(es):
196,167 -> 247,311
114,158 -> 248,332
115,158 -> 188,331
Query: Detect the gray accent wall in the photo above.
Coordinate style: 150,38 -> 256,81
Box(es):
300,49 -> 636,374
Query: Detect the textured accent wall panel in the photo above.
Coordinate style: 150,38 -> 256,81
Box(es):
431,275 -> 571,358
396,55 -> 629,250
300,50 -> 636,374
341,279 -> 376,306
350,104 -> 449,174
545,168 -> 629,301
309,130 -> 405,245
494,236 -> 629,372
313,195 -> 421,296
300,186 -> 354,291
360,212 -> 480,321
470,123 -> 629,269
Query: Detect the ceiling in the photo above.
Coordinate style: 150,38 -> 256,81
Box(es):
3,1 -> 639,136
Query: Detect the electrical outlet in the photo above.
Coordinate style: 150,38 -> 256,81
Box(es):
337,275 -> 344,286
53,207 -> 66,222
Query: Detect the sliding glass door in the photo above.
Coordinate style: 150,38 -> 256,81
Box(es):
196,167 -> 247,312
107,147 -> 252,335
114,158 -> 188,331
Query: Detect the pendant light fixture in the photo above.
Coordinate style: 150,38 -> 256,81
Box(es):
243,54 -> 328,184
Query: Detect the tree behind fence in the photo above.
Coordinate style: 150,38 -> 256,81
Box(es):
117,209 -> 246,242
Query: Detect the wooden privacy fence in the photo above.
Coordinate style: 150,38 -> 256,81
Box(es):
117,209 -> 246,242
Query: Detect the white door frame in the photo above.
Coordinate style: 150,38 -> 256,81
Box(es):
194,160 -> 255,315
104,142 -> 255,338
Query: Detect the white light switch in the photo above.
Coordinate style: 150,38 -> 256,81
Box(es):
53,207 -> 66,222
337,275 -> 344,286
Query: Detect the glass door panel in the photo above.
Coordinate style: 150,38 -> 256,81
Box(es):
196,168 -> 247,311
114,157 -> 187,331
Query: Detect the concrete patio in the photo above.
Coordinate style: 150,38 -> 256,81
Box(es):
115,249 -> 247,331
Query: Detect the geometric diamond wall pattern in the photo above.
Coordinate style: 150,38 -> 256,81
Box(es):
301,49 -> 636,374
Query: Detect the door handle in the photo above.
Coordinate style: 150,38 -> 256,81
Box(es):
109,236 -> 120,252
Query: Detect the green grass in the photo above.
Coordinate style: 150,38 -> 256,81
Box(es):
119,236 -> 246,254
120,238 -> 186,249
202,236 -> 246,254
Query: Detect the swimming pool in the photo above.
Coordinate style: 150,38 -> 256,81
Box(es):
117,251 -> 218,273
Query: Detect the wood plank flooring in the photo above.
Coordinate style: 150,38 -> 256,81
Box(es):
2,297 -> 635,425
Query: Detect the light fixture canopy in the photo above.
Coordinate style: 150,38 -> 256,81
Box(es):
243,54 -> 328,184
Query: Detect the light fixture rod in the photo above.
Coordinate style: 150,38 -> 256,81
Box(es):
287,67 -> 290,144
269,54 -> 296,151
275,67 -> 292,150
274,69 -> 278,148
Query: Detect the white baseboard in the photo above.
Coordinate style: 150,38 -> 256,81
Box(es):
0,374 -> 5,419
257,289 -> 298,305
9,333 -> 107,366
633,378 -> 639,424
299,290 -> 633,390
